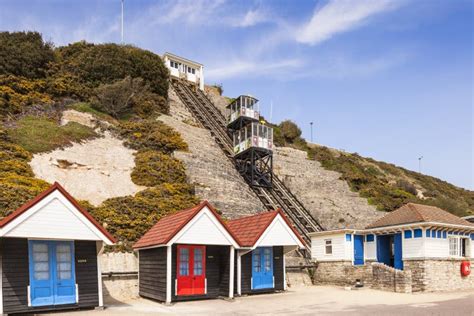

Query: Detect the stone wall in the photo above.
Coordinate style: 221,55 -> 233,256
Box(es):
371,263 -> 412,293
405,259 -> 474,292
314,261 -> 373,286
314,261 -> 412,293
314,259 -> 473,293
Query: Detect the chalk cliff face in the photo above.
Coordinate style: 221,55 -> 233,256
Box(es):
29,110 -> 146,206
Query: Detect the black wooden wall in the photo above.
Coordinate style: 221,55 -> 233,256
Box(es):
138,247 -> 167,301
171,245 -> 231,301
240,246 -> 284,295
75,240 -> 99,308
2,238 -> 99,314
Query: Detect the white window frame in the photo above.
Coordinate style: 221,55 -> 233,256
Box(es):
449,236 -> 470,258
449,237 -> 459,257
324,239 -> 333,255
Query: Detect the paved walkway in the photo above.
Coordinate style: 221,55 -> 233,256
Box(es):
50,286 -> 474,315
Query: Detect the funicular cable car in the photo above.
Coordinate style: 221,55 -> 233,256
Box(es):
227,95 -> 273,188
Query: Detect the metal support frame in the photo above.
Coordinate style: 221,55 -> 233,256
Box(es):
235,148 -> 273,188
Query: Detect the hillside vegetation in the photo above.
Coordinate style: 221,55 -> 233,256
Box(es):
0,31 -> 197,250
271,120 -> 474,217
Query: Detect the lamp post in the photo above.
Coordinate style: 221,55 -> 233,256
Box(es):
310,122 -> 314,143
418,156 -> 423,173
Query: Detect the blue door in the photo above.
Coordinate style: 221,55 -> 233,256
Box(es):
251,247 -> 273,290
353,235 -> 364,265
393,233 -> 403,270
29,241 -> 76,307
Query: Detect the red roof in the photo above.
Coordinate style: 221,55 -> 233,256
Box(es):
133,201 -> 241,249
227,209 -> 305,247
0,182 -> 116,244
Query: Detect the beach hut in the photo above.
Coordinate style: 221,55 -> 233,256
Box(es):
227,209 -> 305,295
0,182 -> 115,314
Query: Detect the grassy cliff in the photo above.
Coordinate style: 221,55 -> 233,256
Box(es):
0,31 -> 198,250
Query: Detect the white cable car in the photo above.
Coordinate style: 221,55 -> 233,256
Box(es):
227,95 -> 260,130
233,122 -> 273,156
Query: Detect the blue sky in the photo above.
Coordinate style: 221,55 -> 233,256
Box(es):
1,0 -> 473,189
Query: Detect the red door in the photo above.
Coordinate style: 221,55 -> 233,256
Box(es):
177,245 -> 206,296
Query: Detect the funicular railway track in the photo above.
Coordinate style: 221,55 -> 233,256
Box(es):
172,80 -> 324,256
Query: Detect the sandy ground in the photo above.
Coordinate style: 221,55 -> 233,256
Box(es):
30,110 -> 146,206
48,285 -> 474,316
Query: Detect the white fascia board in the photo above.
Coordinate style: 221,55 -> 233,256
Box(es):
253,214 -> 304,250
367,222 -> 474,233
0,190 -> 113,245
166,206 -> 240,248
309,229 -> 359,237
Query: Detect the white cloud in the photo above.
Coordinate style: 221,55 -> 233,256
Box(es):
232,8 -> 269,27
296,0 -> 401,46
207,58 -> 303,80
150,0 -> 230,26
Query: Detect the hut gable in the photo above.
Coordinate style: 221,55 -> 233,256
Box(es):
227,209 -> 305,248
133,201 -> 240,249
0,182 -> 115,244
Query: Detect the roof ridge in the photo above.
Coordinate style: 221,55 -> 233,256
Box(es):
407,203 -> 426,222
227,210 -> 278,223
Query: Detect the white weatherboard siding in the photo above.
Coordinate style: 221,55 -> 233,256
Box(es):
311,234 -> 351,261
1,190 -> 108,242
403,236 -> 426,258
172,207 -> 238,247
424,237 -> 449,258
365,239 -> 376,260
256,215 -> 303,248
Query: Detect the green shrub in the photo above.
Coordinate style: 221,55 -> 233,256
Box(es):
8,116 -> 97,153
91,76 -> 167,119
53,42 -> 169,99
91,183 -> 198,251
279,120 -> 303,143
0,31 -> 55,79
115,120 -> 188,153
131,151 -> 187,187
0,75 -> 54,117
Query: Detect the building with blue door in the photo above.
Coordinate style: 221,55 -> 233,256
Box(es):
310,203 -> 474,292
0,183 -> 115,314
227,209 -> 305,295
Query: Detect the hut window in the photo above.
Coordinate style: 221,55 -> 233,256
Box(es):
345,234 -> 352,242
194,248 -> 203,276
33,243 -> 50,280
179,248 -> 189,276
56,243 -> 72,280
414,229 -> 422,238
404,230 -> 412,239
366,234 -> 375,242
325,239 -> 332,255
253,251 -> 261,272
264,248 -> 272,272
449,237 -> 459,256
